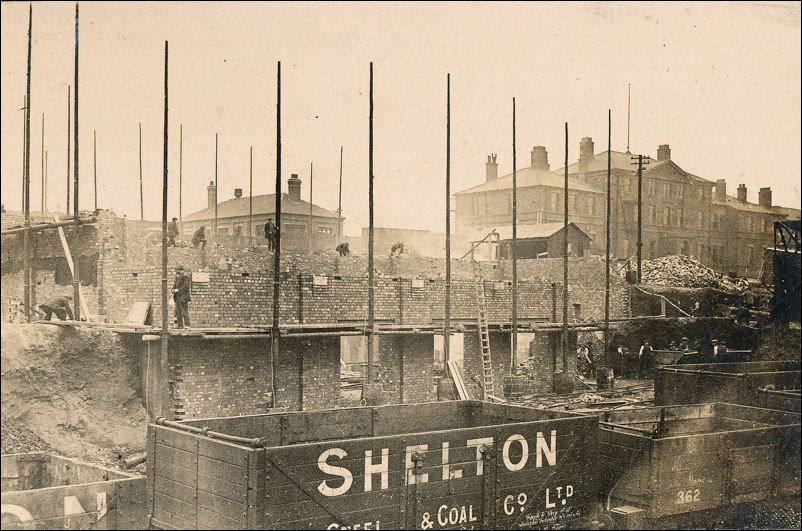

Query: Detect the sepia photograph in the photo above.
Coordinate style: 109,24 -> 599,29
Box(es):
1,1 -> 800,529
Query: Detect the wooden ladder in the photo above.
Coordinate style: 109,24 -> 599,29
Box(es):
472,260 -> 495,400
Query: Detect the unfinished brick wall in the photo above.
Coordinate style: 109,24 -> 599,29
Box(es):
273,336 -> 340,412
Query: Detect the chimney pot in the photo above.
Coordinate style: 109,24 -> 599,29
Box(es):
657,144 -> 671,161
207,181 -> 217,209
759,187 -> 772,209
288,173 -> 302,201
715,179 -> 727,203
530,146 -> 549,171
737,183 -> 747,203
485,153 -> 498,182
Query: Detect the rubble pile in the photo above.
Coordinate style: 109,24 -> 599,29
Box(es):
639,255 -> 747,290
1,413 -> 53,454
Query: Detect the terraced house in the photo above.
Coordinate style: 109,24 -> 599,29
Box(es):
455,139 -> 800,277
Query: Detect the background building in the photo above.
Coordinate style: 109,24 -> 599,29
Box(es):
183,173 -> 344,250
455,140 -> 800,277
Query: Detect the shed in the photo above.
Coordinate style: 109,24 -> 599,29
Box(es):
496,222 -> 591,259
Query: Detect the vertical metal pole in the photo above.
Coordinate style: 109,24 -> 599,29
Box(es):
562,122 -> 568,370
73,2 -> 80,321
271,61 -> 282,408
367,62 -> 375,386
139,123 -> 143,221
214,133 -> 218,242
637,154 -> 643,283
179,124 -> 183,236
93,129 -> 97,211
309,162 -> 313,253
604,110 -> 611,355
444,74 -> 451,363
41,114 -> 44,213
338,146 -> 343,242
160,41 -> 170,419
511,97 -> 517,372
249,146 -> 253,246
24,5 -> 31,321
627,83 -> 631,153
44,150 -> 47,213
66,86 -> 70,216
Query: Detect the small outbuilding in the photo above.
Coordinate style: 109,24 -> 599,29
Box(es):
496,222 -> 592,259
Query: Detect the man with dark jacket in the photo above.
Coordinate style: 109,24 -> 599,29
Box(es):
264,219 -> 276,251
637,341 -> 654,379
38,295 -> 74,321
191,226 -> 207,249
167,218 -> 179,246
171,265 -> 191,328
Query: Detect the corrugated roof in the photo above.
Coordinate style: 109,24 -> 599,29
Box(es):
455,167 -> 602,195
184,193 -> 340,222
494,222 -> 591,240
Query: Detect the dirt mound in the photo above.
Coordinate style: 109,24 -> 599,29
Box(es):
639,255 -> 747,291
753,322 -> 802,361
1,323 -> 147,465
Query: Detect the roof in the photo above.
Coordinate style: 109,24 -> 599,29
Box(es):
716,195 -> 798,216
455,167 -> 602,196
184,193 -> 340,222
558,151 -> 712,185
494,222 -> 591,241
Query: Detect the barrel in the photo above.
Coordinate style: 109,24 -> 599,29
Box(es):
503,375 -> 526,399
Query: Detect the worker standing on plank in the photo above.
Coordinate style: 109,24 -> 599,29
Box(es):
37,295 -> 74,321
167,217 -> 179,247
191,226 -> 207,249
171,265 -> 191,329
264,219 -> 276,251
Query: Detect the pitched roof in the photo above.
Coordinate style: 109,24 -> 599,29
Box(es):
717,195 -> 799,217
455,166 -> 602,195
494,222 -> 591,240
184,193 -> 340,222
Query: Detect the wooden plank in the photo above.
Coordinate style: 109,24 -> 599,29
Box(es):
198,456 -> 246,486
154,473 -> 196,503
198,472 -> 247,503
156,425 -> 199,453
269,506 -> 399,530
197,489 -> 246,523
247,450 -> 265,530
147,426 -> 157,526
155,442 -> 196,470
155,459 -> 196,487
197,506 -> 243,530
154,490 -> 196,519
198,438 -> 249,467
267,490 -> 402,523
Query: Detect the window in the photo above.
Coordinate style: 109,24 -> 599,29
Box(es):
663,182 -> 671,196
678,185 -> 684,198
550,193 -> 558,212
649,205 -> 657,224
681,241 -> 690,255
663,207 -> 671,226
712,213 -> 719,229
649,241 -> 656,258
588,197 -> 596,216
569,194 -> 577,214
318,226 -> 333,234
678,208 -> 685,228
648,180 -> 656,195
536,209 -> 543,224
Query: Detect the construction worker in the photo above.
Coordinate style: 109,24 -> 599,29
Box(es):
191,226 -> 207,249
37,295 -> 74,321
390,242 -> 405,257
167,217 -> 179,247
264,219 -> 276,251
171,265 -> 191,329
638,341 -> 654,379
336,242 -> 350,257
232,224 -> 243,248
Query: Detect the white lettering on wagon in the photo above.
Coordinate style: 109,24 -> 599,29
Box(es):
316,430 -> 559,497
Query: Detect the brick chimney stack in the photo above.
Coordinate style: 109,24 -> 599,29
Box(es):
715,179 -> 727,202
578,137 -> 594,174
207,181 -> 216,209
737,184 -> 747,203
486,154 -> 498,182
288,174 -> 302,201
657,144 -> 671,161
759,187 -> 772,208
234,188 -> 243,199
530,146 -> 549,171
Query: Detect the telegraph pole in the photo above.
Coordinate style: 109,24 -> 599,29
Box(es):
271,61 -> 282,409
562,122 -> 568,371
249,146 -> 253,246
604,110 -> 611,355
24,5 -> 31,321
41,114 -> 45,214
366,62 -> 375,391
445,74 -> 451,363
160,40 -> 170,419
139,123 -> 143,220
93,129 -> 97,211
44,150 -> 48,213
631,153 -> 650,282
73,2 -> 81,321
179,124 -> 183,236
338,146 -> 343,242
214,133 -> 218,242
511,97 -> 518,373
309,162 -> 314,253
66,86 -> 70,216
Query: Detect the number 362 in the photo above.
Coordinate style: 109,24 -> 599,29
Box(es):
676,489 -> 700,504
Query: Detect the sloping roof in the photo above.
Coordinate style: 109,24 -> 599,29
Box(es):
494,222 -> 591,241
455,167 -> 602,195
558,151 -> 712,185
184,193 -> 340,222
717,195 -> 798,216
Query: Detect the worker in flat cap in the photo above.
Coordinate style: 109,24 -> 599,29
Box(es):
167,217 -> 179,247
171,265 -> 191,328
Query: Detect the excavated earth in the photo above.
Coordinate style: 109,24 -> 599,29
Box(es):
1,323 -> 147,465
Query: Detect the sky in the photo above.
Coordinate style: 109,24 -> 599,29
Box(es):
1,1 -> 800,236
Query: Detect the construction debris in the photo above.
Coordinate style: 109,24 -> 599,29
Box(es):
638,255 -> 749,291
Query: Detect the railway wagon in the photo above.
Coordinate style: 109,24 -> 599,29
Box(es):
146,401 -> 598,530
1,453 -> 146,529
654,361 -> 801,406
599,403 -> 800,529
758,387 -> 801,412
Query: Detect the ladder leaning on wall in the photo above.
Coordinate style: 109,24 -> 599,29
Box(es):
472,259 -> 496,401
